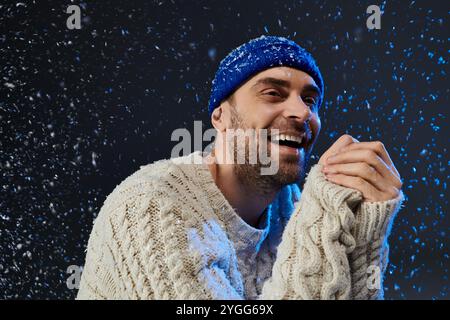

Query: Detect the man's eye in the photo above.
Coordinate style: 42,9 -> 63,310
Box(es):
264,91 -> 281,97
303,96 -> 317,106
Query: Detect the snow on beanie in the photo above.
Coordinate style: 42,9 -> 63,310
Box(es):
207,35 -> 324,116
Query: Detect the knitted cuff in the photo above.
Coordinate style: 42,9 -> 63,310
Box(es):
352,190 -> 405,246
303,163 -> 363,213
303,163 -> 405,248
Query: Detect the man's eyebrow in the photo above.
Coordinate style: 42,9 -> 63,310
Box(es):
251,77 -> 321,96
302,84 -> 321,96
251,77 -> 291,89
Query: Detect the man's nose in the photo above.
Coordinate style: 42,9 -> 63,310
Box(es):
281,94 -> 312,122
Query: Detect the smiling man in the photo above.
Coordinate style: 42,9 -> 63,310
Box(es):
77,36 -> 405,300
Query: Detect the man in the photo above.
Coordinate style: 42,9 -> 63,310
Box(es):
77,36 -> 404,300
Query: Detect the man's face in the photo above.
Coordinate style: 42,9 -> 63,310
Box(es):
220,66 -> 322,193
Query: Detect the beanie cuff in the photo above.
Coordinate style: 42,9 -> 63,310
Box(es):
208,35 -> 324,116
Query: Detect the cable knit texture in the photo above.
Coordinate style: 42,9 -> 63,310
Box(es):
76,151 -> 405,300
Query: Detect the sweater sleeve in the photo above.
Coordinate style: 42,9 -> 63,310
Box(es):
349,189 -> 405,299
76,201 -> 128,300
77,181 -> 247,300
259,163 -> 405,300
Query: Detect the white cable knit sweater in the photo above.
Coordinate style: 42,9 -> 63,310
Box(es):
76,151 -> 404,300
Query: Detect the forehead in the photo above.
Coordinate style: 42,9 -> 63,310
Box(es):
245,66 -> 317,88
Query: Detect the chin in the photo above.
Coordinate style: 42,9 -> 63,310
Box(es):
279,167 -> 302,185
278,151 -> 309,184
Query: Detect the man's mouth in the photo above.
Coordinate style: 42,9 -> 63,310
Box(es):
267,132 -> 308,157
268,133 -> 306,150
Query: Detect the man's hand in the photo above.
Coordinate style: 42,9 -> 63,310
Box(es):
318,134 -> 403,202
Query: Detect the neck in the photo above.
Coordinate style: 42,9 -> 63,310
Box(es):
206,151 -> 279,228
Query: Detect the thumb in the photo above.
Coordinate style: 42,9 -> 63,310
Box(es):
330,134 -> 359,153
318,134 -> 359,165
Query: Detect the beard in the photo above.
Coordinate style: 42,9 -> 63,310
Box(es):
228,105 -> 309,196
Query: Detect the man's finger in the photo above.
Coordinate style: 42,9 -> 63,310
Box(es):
324,173 -> 399,202
325,149 -> 403,189
322,162 -> 387,192
335,141 -> 400,178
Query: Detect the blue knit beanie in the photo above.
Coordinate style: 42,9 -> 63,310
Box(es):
208,35 -> 324,116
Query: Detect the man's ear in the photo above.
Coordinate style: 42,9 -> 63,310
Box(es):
211,105 -> 227,132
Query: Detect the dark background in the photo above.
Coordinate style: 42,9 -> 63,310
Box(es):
0,0 -> 448,299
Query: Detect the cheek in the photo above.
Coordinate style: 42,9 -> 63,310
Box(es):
309,114 -> 321,140
259,110 -> 280,128
243,101 -> 277,127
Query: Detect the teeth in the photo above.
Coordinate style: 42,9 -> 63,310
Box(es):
271,133 -> 304,145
